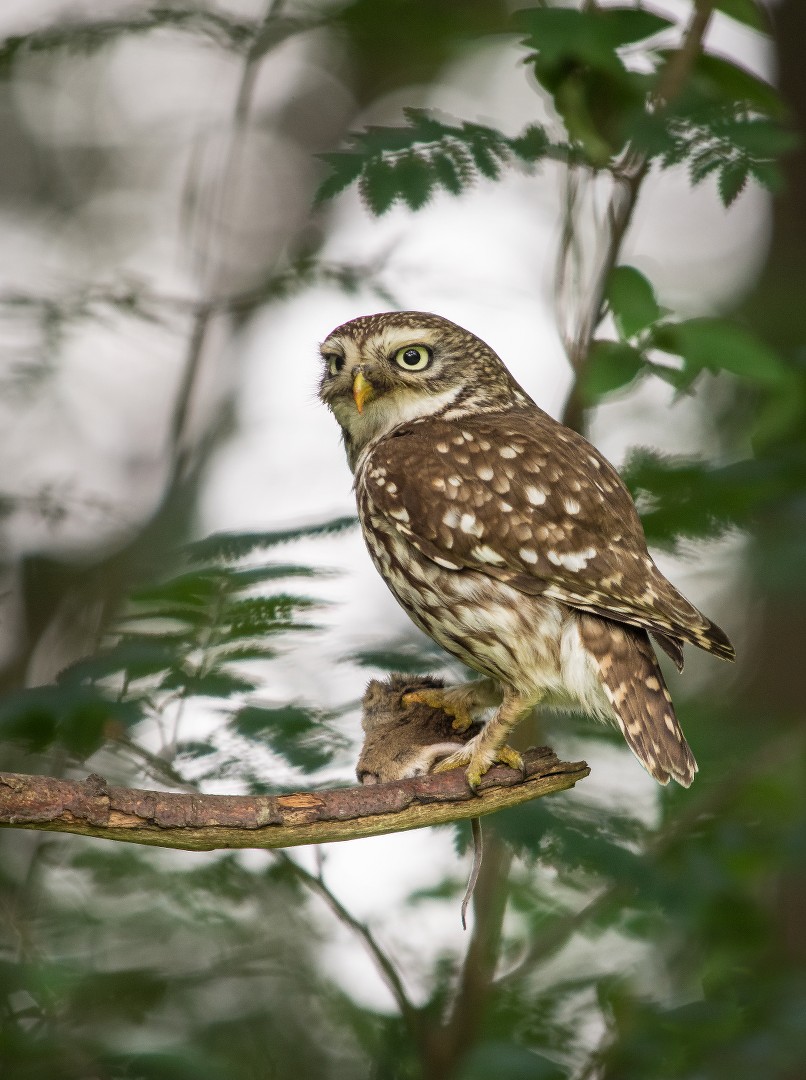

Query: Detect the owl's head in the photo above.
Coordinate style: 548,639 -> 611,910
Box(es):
318,311 -> 527,469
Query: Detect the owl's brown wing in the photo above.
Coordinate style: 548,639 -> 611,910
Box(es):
361,410 -> 734,663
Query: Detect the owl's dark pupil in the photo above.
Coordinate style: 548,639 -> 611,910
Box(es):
403,349 -> 421,365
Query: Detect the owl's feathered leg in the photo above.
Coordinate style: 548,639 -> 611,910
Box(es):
403,677 -> 501,733
579,615 -> 697,787
433,687 -> 537,790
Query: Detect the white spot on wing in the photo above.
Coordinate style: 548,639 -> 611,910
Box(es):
526,486 -> 547,506
460,513 -> 484,538
472,544 -> 505,565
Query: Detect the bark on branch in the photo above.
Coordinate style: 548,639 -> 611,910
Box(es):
0,747 -> 588,851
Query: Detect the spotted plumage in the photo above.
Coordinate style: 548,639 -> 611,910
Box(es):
319,311 -> 735,788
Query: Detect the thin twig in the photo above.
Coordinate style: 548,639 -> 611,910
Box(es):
273,850 -> 423,1037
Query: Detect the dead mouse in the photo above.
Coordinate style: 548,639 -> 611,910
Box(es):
357,672 -> 485,929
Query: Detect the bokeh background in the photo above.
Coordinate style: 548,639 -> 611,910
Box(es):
1,1 -> 805,1078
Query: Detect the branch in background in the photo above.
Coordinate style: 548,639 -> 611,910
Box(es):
422,832 -> 514,1080
560,0 -> 717,431
0,748 -> 588,850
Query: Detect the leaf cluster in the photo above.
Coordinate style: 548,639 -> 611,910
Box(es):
0,517 -> 357,777
316,107 -> 569,214
317,4 -> 793,216
582,264 -> 802,441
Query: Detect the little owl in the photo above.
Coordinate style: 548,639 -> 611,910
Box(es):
319,311 -> 734,790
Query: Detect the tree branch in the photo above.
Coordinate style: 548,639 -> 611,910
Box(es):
0,747 -> 588,850
560,0 -> 717,430
422,833 -> 514,1079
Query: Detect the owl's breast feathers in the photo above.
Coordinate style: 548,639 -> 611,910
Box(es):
356,408 -> 734,665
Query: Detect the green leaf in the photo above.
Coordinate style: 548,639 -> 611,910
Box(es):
719,118 -> 799,158
159,669 -> 259,698
130,570 -> 225,608
509,124 -> 550,163
718,160 -> 749,206
182,517 -> 357,563
221,595 -> 320,637
315,112 -> 563,215
314,153 -> 364,205
0,686 -> 142,756
683,52 -> 784,117
57,640 -> 177,686
582,340 -> 645,403
393,152 -> 435,209
747,158 -> 785,193
231,705 -> 337,771
350,646 -> 442,674
607,266 -> 661,339
651,319 -> 791,386
208,644 -> 277,663
431,149 -> 464,194
514,8 -> 673,72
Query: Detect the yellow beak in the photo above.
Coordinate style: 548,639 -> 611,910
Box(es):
352,371 -> 374,413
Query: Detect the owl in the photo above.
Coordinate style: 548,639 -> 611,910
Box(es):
319,311 -> 735,790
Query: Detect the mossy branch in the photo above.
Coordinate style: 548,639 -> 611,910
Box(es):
0,747 -> 588,851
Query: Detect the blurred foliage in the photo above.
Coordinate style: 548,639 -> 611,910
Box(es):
1,2 -> 805,1080
319,4 -> 796,207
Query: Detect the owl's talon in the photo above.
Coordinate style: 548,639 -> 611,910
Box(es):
402,690 -> 474,733
494,745 -> 525,775
432,738 -> 524,791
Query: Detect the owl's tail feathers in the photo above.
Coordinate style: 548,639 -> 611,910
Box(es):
690,615 -> 735,663
580,617 -> 698,788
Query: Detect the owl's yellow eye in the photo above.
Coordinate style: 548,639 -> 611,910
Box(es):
325,353 -> 344,376
394,345 -> 431,371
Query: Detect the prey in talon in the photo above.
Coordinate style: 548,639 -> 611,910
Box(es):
357,673 -> 486,928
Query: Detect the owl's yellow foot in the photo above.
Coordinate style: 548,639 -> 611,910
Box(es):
402,689 -> 475,733
433,736 -> 524,792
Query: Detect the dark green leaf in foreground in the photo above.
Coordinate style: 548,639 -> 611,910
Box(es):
582,340 -> 646,403
607,266 -> 661,340
650,318 -> 791,386
231,705 -> 340,771
182,516 -> 357,563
